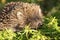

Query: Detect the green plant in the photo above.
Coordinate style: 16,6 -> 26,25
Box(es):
0,16 -> 60,40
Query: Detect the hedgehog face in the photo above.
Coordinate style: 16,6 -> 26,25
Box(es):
16,8 -> 43,29
26,9 -> 43,29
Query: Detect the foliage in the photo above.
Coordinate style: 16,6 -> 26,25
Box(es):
0,29 -> 16,40
0,17 -> 59,40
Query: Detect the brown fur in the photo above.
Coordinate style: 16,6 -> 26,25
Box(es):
0,2 -> 43,31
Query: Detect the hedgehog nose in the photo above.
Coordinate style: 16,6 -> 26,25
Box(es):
38,22 -> 43,27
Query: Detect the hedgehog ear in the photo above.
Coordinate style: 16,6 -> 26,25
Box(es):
17,11 -> 23,19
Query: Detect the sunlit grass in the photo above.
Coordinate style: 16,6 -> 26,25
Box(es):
0,17 -> 60,40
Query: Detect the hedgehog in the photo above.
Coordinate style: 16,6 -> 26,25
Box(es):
0,2 -> 43,31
